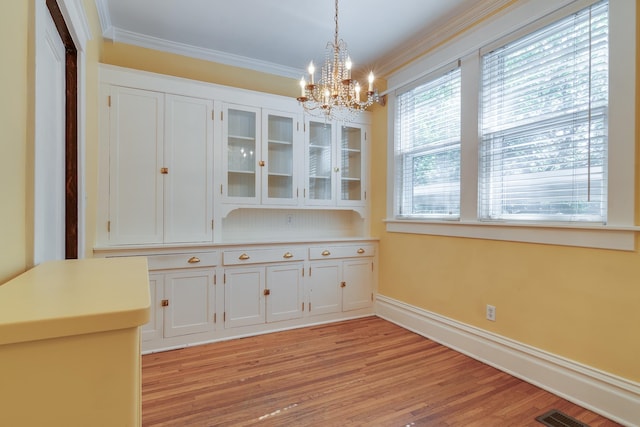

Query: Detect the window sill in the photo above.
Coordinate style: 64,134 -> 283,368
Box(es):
384,219 -> 639,251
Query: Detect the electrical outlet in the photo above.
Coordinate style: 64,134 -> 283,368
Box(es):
486,304 -> 496,321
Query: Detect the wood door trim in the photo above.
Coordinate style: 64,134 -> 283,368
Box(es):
46,0 -> 78,259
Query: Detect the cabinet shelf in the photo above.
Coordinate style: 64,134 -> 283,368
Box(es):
268,139 -> 293,145
229,135 -> 256,141
269,172 -> 294,178
341,177 -> 361,182
310,175 -> 331,180
342,148 -> 361,153
228,169 -> 256,175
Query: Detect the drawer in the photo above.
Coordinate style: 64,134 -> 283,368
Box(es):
309,244 -> 375,260
223,248 -> 304,265
147,252 -> 218,270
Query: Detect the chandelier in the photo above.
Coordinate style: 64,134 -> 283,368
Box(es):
296,0 -> 377,122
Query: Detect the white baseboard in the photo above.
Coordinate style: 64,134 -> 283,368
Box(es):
375,295 -> 640,427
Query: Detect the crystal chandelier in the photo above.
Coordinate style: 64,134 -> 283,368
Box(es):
296,0 -> 376,122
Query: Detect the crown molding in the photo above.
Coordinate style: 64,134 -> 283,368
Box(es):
94,0 -> 115,39
106,27 -> 304,79
374,0 -> 514,77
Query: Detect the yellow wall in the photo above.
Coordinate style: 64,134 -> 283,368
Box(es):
0,2 -> 29,282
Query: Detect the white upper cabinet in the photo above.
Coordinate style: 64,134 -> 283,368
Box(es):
106,86 -> 213,245
222,104 -> 302,206
222,104 -> 261,204
108,86 -> 164,245
262,110 -> 301,205
304,119 -> 369,208
164,94 -> 214,243
306,120 -> 335,205
339,123 -> 367,206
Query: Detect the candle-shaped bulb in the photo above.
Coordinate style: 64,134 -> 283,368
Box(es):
299,77 -> 306,97
355,83 -> 361,101
324,88 -> 330,104
345,57 -> 352,79
308,62 -> 315,84
368,72 -> 374,92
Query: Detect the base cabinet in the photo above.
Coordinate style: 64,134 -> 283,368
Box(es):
142,253 -> 217,345
104,241 -> 376,353
224,263 -> 304,328
307,258 -> 374,316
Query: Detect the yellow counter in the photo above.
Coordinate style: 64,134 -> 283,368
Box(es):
0,257 -> 150,427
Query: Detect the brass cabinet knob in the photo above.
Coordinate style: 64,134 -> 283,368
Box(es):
161,299 -> 169,307
160,167 -> 169,174
258,160 -> 265,167
357,248 -> 365,254
340,281 -> 346,288
187,256 -> 201,264
239,253 -> 250,260
283,252 -> 294,259
321,250 -> 331,256
263,288 -> 271,296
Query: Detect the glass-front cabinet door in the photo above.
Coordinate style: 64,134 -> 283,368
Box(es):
262,110 -> 299,205
223,104 -> 260,204
339,123 -> 365,205
306,120 -> 334,205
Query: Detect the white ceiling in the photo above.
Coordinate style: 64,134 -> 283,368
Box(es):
95,0 -> 510,80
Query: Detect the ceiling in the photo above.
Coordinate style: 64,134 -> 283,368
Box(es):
95,0 -> 510,80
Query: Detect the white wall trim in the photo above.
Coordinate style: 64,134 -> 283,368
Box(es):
58,0 -> 91,50
375,295 -> 640,427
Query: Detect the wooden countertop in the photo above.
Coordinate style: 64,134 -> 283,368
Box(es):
0,257 -> 150,346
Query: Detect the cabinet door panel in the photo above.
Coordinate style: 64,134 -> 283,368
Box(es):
308,262 -> 341,315
223,105 -> 261,204
305,120 -> 334,205
225,267 -> 265,328
266,264 -> 303,322
109,86 -> 164,244
339,124 -> 366,205
163,270 -> 215,337
262,110 -> 299,205
141,273 -> 163,342
342,259 -> 373,311
164,95 -> 214,243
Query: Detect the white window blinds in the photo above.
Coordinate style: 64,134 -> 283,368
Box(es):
479,1 -> 608,222
395,67 -> 461,218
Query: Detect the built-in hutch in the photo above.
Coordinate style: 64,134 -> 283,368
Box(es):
95,65 -> 377,352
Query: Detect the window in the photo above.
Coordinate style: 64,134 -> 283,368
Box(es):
387,0 -> 636,250
395,68 -> 461,218
479,1 -> 608,222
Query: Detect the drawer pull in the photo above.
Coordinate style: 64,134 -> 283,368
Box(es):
357,248 -> 365,254
187,256 -> 201,264
239,253 -> 250,260
321,250 -> 331,256
283,252 -> 294,259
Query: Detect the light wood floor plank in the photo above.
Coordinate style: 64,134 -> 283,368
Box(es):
142,316 -> 621,426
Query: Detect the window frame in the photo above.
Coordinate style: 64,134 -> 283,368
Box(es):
385,0 -> 637,251
395,65 -> 462,219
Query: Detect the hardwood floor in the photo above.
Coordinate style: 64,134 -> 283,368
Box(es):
142,317 -> 620,426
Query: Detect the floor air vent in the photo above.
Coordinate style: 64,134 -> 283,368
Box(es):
536,409 -> 590,427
